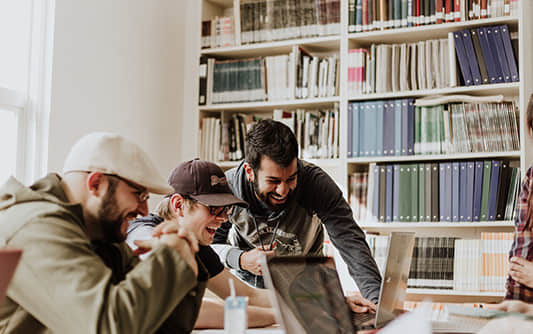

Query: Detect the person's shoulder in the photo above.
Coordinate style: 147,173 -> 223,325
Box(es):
127,213 -> 163,233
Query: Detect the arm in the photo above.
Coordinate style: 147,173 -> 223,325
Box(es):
207,268 -> 272,307
7,215 -> 197,334
212,221 -> 247,270
194,298 -> 275,329
301,163 -> 382,303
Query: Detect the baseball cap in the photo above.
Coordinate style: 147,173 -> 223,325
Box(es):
63,132 -> 173,195
167,159 -> 248,208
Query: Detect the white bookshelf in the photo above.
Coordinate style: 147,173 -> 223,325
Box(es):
192,0 -> 533,303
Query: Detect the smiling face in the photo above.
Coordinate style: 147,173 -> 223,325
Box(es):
246,156 -> 298,210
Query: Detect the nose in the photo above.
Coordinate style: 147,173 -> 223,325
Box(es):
138,200 -> 149,216
276,182 -> 289,197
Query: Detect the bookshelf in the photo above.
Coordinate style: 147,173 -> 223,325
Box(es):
191,0 -> 533,303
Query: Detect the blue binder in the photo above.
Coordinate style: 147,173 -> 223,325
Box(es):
487,160 -> 501,221
453,31 -> 474,86
476,27 -> 502,84
461,30 -> 483,85
372,164 -> 381,220
439,163 -> 447,221
492,26 -> 512,82
386,165 -> 394,222
383,101 -> 395,156
407,99 -> 415,155
451,162 -> 460,222
352,102 -> 360,157
348,103 -> 353,158
465,161 -> 475,221
375,101 -> 384,156
484,27 -> 505,83
394,100 -> 402,156
459,162 -> 467,221
472,160 -> 484,221
499,25 -> 519,82
401,99 -> 409,156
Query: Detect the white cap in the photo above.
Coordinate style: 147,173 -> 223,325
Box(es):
63,132 -> 173,195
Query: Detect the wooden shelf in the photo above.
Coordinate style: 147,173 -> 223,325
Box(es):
348,151 -> 521,164
348,16 -> 519,44
201,35 -> 340,58
214,158 -> 342,169
348,82 -> 519,101
360,221 -> 515,235
199,96 -> 340,112
406,289 -> 505,303
360,221 -> 514,228
204,0 -> 233,7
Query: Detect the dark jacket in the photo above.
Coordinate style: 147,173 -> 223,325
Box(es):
212,160 -> 382,303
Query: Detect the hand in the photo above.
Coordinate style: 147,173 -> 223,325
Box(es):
509,257 -> 533,288
151,218 -> 199,253
240,244 -> 276,276
135,236 -> 198,277
345,293 -> 377,313
484,300 -> 533,315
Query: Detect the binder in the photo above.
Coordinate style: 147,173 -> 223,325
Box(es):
476,27 -> 502,84
491,26 -> 512,82
439,163 -> 447,221
459,162 -> 467,221
461,30 -> 483,85
473,160 -> 484,221
198,55 -> 208,105
469,28 -> 489,85
431,163 -> 439,222
353,103 -> 361,157
487,160 -> 501,221
453,31 -> 473,86
393,164 -> 400,221
348,103 -> 354,158
375,102 -> 384,156
496,160 -> 511,220
425,163 -> 432,221
480,160 -> 492,221
410,163 -> 419,222
418,164 -> 426,221
379,165 -> 387,221
385,165 -> 394,221
383,101 -> 395,156
499,24 -> 519,82
451,162 -> 460,222
407,99 -> 415,155
465,161 -> 475,221
444,162 -> 453,221
401,99 -> 409,156
484,27 -> 505,83
394,100 -> 402,156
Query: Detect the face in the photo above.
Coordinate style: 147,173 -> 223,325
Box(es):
96,175 -> 149,243
175,196 -> 229,246
246,156 -> 298,210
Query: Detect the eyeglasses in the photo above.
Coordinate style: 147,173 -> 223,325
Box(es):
184,196 -> 233,217
106,174 -> 150,203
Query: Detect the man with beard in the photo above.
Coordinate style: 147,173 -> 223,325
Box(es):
212,119 -> 382,307
0,132 -> 201,333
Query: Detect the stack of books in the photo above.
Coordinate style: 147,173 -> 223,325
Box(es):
349,0 -> 519,33
349,171 -> 369,221
201,16 -> 235,49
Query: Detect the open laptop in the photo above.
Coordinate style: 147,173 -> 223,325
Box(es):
261,232 -> 415,333
0,248 -> 22,303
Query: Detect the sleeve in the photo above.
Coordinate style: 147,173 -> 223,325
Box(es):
7,215 -> 198,334
212,219 -> 245,270
197,245 -> 224,277
301,164 -> 382,303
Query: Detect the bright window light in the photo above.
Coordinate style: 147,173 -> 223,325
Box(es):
0,109 -> 18,184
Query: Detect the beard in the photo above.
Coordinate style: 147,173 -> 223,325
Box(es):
252,177 -> 292,211
97,181 -> 127,243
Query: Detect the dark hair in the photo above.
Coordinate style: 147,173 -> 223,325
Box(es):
525,94 -> 533,230
245,119 -> 298,171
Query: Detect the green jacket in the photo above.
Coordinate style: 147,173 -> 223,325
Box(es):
0,174 -> 205,334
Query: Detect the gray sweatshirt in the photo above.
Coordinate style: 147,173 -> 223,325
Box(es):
212,160 -> 382,303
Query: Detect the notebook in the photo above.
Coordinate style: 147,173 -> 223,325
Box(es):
261,232 -> 416,333
0,248 -> 22,303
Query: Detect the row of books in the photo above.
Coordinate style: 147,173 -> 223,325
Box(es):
239,0 -> 340,45
348,38 -> 453,96
349,0 -> 518,33
347,99 -> 519,158
367,233 -> 513,292
352,160 -> 520,223
201,16 -> 235,49
198,49 -> 338,105
200,115 -> 251,162
454,25 -> 519,86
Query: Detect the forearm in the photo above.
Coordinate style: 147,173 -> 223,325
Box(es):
194,298 -> 275,329
211,243 -> 244,269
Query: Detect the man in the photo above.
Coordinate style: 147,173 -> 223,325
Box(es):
126,159 -> 275,329
0,133 -> 203,333
212,119 -> 382,305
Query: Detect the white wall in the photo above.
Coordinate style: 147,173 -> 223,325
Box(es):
48,0 -> 187,206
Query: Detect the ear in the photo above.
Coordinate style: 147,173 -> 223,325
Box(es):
86,172 -> 106,197
170,193 -> 186,217
243,162 -> 254,183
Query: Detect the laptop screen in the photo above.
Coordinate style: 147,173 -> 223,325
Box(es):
0,248 -> 22,303
262,256 -> 357,334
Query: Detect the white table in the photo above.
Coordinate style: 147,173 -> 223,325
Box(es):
192,327 -> 284,334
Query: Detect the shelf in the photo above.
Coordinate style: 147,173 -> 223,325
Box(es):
360,221 -> 515,234
204,0 -> 233,7
215,159 -> 341,169
199,96 -> 340,112
348,16 -> 519,44
406,289 -> 505,303
201,35 -> 340,58
348,151 -> 521,164
348,82 -> 520,101
360,221 -> 514,228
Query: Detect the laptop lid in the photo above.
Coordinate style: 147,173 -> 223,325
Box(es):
374,232 -> 415,327
0,248 -> 22,303
261,256 -> 357,334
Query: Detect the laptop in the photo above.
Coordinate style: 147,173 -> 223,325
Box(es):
261,232 -> 415,333
0,248 -> 22,303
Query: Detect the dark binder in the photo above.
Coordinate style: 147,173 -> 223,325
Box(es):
439,163 -> 447,221
484,27 -> 505,83
383,101 -> 395,156
348,103 -> 353,158
492,26 -> 512,82
410,163 -> 419,222
386,165 -> 394,221
407,99 -> 415,155
372,164 -> 381,220
418,164 -> 426,221
401,99 -> 409,156
424,163 -> 432,221
459,162 -> 467,221
398,164 -> 411,221
393,164 -> 400,221
472,160 -> 484,221
499,24 -> 519,82
496,160 -> 511,220
444,162 -> 453,221
451,162 -> 460,222
453,31 -> 473,86
379,165 -> 387,221
394,101 -> 402,156
461,30 -> 483,85
470,29 -> 489,84
353,103 -> 361,157
465,161 -> 475,221
487,160 -> 501,221
477,27 -> 502,84
198,55 -> 208,105
375,102 -> 383,156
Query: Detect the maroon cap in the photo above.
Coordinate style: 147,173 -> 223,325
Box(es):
167,159 -> 248,208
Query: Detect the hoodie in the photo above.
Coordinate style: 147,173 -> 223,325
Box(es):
0,174 -> 202,334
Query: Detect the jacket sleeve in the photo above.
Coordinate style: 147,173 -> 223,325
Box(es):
302,164 -> 382,303
6,214 -> 198,334
212,222 -> 244,270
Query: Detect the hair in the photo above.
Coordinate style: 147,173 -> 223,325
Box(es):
245,119 -> 298,172
524,94 -> 533,230
154,195 -> 197,221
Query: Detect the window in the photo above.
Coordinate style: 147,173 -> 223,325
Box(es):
0,0 -> 55,185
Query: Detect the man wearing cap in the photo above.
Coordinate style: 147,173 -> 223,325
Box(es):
0,133 -> 203,333
212,119 -> 382,307
127,159 -> 275,329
